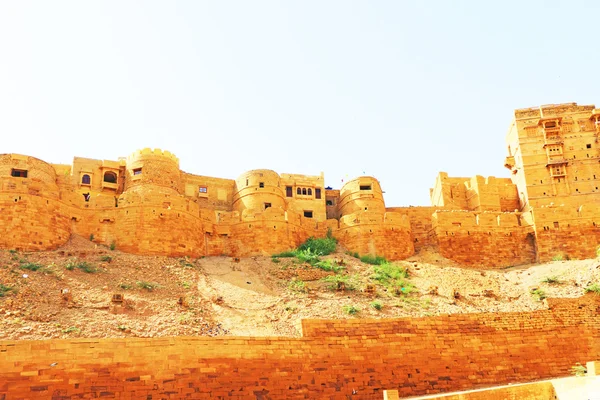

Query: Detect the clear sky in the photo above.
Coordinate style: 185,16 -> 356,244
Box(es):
1,1 -> 599,206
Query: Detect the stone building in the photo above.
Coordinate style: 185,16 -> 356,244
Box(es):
1,102 -> 599,267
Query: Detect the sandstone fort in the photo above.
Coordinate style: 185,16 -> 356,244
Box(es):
2,102 -> 600,267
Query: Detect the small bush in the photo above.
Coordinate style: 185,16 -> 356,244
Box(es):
271,257 -> 281,264
65,261 -> 97,273
314,259 -> 344,273
109,241 -> 116,251
531,288 -> 547,301
360,254 -> 388,265
119,283 -> 133,290
551,254 -> 563,261
20,262 -> 43,271
8,249 -> 17,254
343,305 -> 359,315
288,279 -> 307,293
542,276 -> 562,284
89,234 -> 95,241
296,248 -> 321,265
272,251 -> 296,258
297,236 -> 337,256
584,283 -> 600,294
137,281 -> 159,291
371,263 -> 413,295
321,274 -> 359,291
570,363 -> 587,377
345,251 -> 360,259
370,301 -> 383,311
100,255 -> 113,262
0,284 -> 13,297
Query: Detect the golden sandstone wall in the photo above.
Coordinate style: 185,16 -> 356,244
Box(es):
2,102 -> 600,267
1,295 -> 598,399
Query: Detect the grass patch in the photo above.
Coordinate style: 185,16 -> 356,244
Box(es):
321,274 -> 359,291
0,283 -> 13,297
314,259 -> 345,273
271,257 -> 281,264
551,254 -> 564,261
100,255 -> 113,263
584,283 -> 600,294
345,251 -> 360,259
343,305 -> 359,315
295,248 -> 321,265
370,301 -> 383,311
62,326 -> 79,334
109,241 -> 116,251
542,276 -> 562,284
65,260 -> 98,273
137,281 -> 159,291
371,263 -> 413,295
118,283 -> 133,290
19,262 -> 43,271
272,251 -> 296,258
297,236 -> 337,256
288,279 -> 307,293
360,254 -> 388,265
531,288 -> 547,301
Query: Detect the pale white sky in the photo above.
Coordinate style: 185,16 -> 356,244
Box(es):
1,1 -> 599,206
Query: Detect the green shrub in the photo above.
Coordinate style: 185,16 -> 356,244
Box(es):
370,301 -> 383,311
137,281 -> 159,291
0,283 -> 13,297
109,241 -> 116,251
272,251 -> 296,258
570,363 -> 587,377
343,305 -> 359,315
8,249 -> 17,255
65,261 -> 98,273
584,283 -> 600,294
542,276 -> 562,284
19,262 -> 43,271
314,259 -> 345,273
271,257 -> 281,264
360,254 -> 388,265
119,283 -> 133,290
295,248 -> 321,265
531,288 -> 547,301
370,263 -> 413,295
297,236 -> 337,256
100,255 -> 113,262
551,254 -> 564,261
288,279 -> 307,293
321,274 -> 359,291
89,234 -> 95,241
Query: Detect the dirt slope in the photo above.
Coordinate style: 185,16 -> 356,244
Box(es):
0,235 -> 599,340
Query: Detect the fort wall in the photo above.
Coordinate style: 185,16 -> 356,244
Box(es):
1,295 -> 598,399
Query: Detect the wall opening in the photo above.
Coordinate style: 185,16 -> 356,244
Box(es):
10,169 -> 28,178
315,188 -> 321,199
359,185 -> 372,191
264,203 -> 271,210
259,182 -> 264,188
307,188 -> 312,196
81,174 -> 91,185
286,186 -> 293,197
326,199 -> 334,206
83,193 -> 90,202
303,210 -> 313,218
297,187 -> 301,195
302,188 -> 307,195
553,221 -> 559,228
199,186 -> 207,194
587,144 -> 592,149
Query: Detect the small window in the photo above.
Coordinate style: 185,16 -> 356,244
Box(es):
199,186 -> 207,194
11,169 -> 28,178
359,185 -> 372,191
553,221 -> 559,228
83,193 -> 90,202
104,171 -> 118,183
264,203 -> 271,209
315,188 -> 322,199
326,199 -> 333,206
302,188 -> 307,195
246,179 -> 249,186
307,188 -> 312,196
303,210 -> 313,218
587,144 -> 592,149
81,174 -> 91,185
297,187 -> 301,195
132,168 -> 142,176
286,186 -> 293,197
259,182 -> 264,188
545,121 -> 556,129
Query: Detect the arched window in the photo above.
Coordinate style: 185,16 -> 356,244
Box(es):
104,171 -> 117,183
307,188 -> 312,196
302,188 -> 307,195
297,187 -> 301,195
81,174 -> 91,185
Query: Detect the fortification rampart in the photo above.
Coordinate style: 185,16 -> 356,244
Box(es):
1,295 -> 598,399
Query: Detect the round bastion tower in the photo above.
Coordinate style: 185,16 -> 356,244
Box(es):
232,169 -> 285,214
338,176 -> 386,217
124,148 -> 182,194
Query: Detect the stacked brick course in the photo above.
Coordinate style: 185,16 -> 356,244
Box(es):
1,295 -> 598,399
